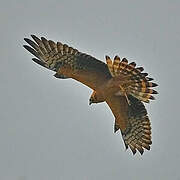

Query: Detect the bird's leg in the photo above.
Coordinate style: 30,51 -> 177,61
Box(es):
119,85 -> 131,105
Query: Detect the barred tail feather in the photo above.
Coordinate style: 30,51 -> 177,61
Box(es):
113,56 -> 121,76
105,56 -> 114,76
127,80 -> 158,103
105,55 -> 158,103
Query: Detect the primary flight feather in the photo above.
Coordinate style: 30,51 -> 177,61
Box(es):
24,35 -> 158,155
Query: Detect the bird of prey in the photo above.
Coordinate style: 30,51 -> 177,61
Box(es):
23,35 -> 158,155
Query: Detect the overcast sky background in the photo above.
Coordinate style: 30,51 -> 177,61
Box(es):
1,0 -> 180,180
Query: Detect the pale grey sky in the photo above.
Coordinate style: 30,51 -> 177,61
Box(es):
1,0 -> 180,180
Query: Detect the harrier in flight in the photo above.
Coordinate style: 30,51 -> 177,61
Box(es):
24,35 -> 158,155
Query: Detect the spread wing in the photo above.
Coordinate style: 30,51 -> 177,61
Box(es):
23,35 -> 112,90
106,94 -> 152,155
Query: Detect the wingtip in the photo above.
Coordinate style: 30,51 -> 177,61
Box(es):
31,35 -> 42,43
32,58 -> 46,67
23,45 -> 30,50
24,38 -> 31,44
31,34 -> 36,39
24,37 -> 28,41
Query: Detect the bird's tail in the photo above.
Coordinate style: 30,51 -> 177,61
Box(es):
105,56 -> 158,103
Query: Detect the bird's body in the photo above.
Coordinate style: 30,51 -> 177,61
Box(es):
24,35 -> 158,155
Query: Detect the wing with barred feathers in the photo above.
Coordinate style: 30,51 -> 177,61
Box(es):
106,94 -> 152,155
105,56 -> 158,103
23,35 -> 112,90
